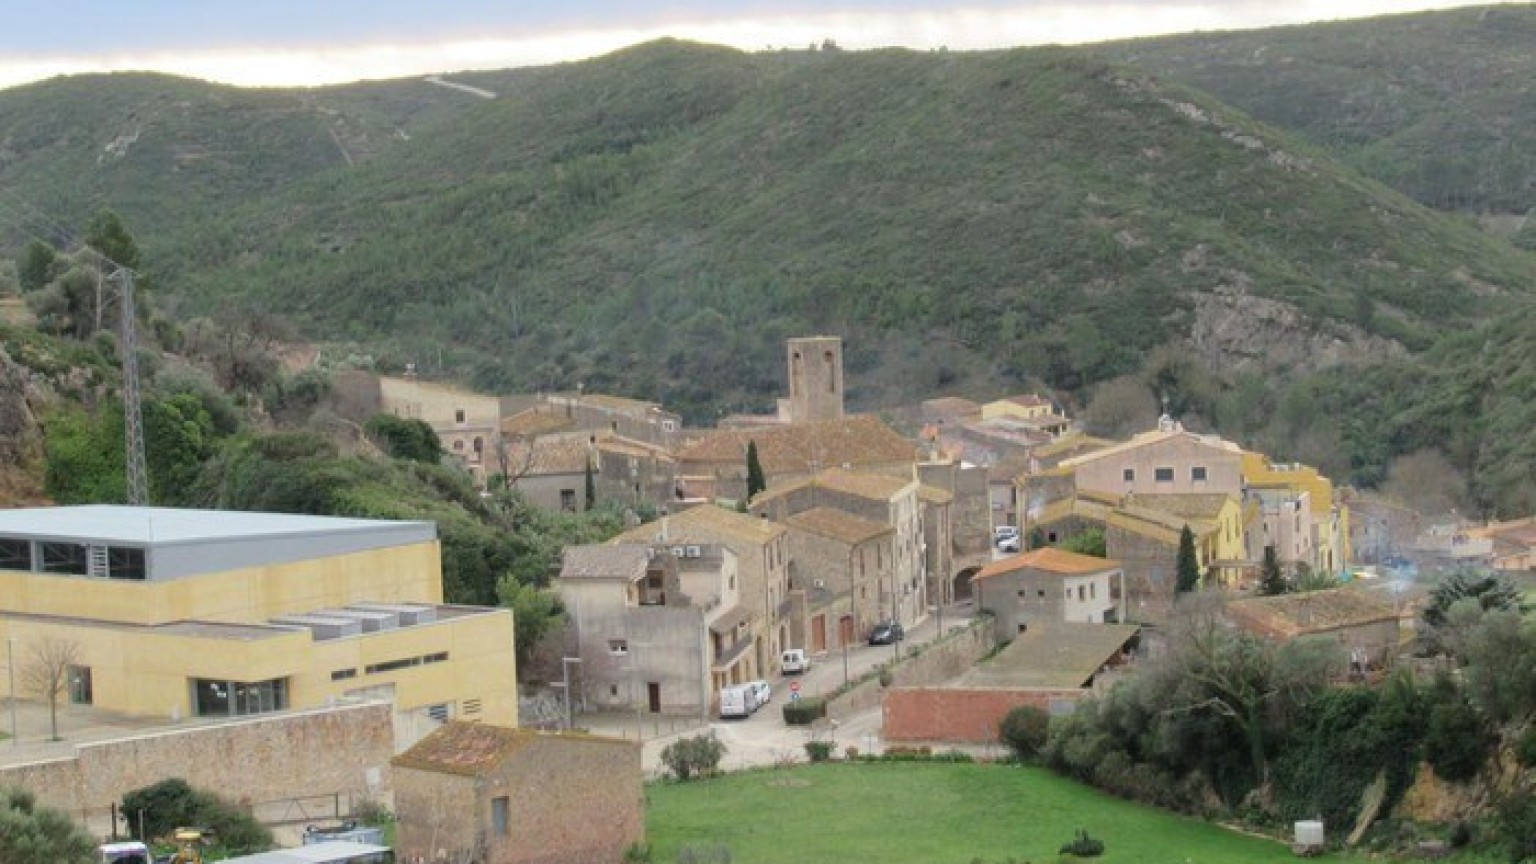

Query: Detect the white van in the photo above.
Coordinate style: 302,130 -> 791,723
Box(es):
781,648 -> 811,674
719,684 -> 759,719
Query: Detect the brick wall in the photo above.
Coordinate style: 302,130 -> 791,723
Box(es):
1,702 -> 393,832
884,687 -> 1085,743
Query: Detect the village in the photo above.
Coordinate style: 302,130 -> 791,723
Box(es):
2,335 -> 1531,863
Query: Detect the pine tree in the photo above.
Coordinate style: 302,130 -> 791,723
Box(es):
1175,525 -> 1200,593
746,440 -> 766,502
1259,545 -> 1288,595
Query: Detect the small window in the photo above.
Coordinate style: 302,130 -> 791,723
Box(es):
331,668 -> 357,681
1122,468 -> 1135,483
40,542 -> 87,575
455,409 -> 466,423
1078,585 -> 1087,601
1090,582 -> 1097,599
1191,466 -> 1208,483
609,639 -> 629,656
1154,467 -> 1174,483
560,489 -> 577,512
68,666 -> 92,705
492,796 -> 510,836
427,703 -> 450,723
0,538 -> 32,571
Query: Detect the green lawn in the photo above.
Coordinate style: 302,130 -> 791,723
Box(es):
645,761 -> 1344,864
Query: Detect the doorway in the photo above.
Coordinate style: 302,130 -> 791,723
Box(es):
647,682 -> 661,713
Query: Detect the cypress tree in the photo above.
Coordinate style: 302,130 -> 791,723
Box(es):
746,440 -> 766,501
1259,545 -> 1288,595
1176,525 -> 1201,593
584,458 -> 596,511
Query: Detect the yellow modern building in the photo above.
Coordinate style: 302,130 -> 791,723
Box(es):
0,506 -> 516,745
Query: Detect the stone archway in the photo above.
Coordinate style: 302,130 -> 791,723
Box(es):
952,566 -> 981,601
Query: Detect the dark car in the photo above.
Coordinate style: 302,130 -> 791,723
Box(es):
868,622 -> 904,645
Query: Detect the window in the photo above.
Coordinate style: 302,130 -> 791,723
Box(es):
1154,467 -> 1174,483
427,703 -> 450,723
40,542 -> 87,575
453,440 -> 464,451
0,538 -> 32,571
1122,468 -> 1135,483
560,489 -> 577,512
1090,583 -> 1097,600
107,547 -> 146,580
455,409 -> 465,423
1191,466 -> 1208,483
68,666 -> 92,705
1078,585 -> 1086,601
191,677 -> 288,717
825,351 -> 837,392
331,669 -> 357,681
492,797 -> 510,837
608,639 -> 629,656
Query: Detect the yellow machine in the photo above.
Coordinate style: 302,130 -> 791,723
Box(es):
167,828 -> 213,864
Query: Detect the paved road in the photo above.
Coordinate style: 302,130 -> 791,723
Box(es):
579,602 -> 975,775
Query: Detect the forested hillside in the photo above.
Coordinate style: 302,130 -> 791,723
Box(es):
1095,4 -> 1536,217
2,36 -> 1535,515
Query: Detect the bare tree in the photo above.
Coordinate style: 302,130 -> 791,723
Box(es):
21,636 -> 81,741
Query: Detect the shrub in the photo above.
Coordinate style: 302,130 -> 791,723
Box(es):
1516,726 -> 1536,769
120,779 -> 271,852
1059,829 -> 1105,857
805,740 -> 835,762
349,798 -> 393,827
998,705 -> 1050,761
622,842 -> 652,862
660,733 -> 726,781
1498,790 -> 1536,864
782,697 -> 826,725
1423,687 -> 1486,782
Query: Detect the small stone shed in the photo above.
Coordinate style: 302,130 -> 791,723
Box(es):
392,722 -> 642,864
1224,586 -> 1401,668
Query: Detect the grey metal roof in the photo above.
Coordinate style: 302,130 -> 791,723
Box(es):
219,841 -> 391,864
0,505 -> 435,546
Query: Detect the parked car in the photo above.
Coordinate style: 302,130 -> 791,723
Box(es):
781,648 -> 811,674
997,533 -> 1021,553
868,621 -> 905,645
993,525 -> 1020,546
719,684 -> 759,719
745,679 -> 772,708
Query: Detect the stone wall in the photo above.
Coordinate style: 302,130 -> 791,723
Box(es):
1,702 -> 393,833
883,687 -> 1085,743
824,619 -> 995,721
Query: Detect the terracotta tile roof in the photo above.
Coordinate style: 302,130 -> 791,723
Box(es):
609,505 -> 786,547
1002,394 -> 1053,408
785,507 -> 893,546
506,434 -> 591,476
1107,506 -> 1217,544
1058,426 -> 1243,469
1226,588 -> 1397,639
500,410 -> 575,439
595,435 -> 675,462
392,722 -> 631,777
973,547 -> 1121,581
578,393 -> 664,415
921,397 -> 982,420
1031,434 -> 1114,461
1128,493 -> 1236,521
708,605 -> 753,635
560,545 -> 650,581
677,415 -> 918,475
391,722 -> 537,776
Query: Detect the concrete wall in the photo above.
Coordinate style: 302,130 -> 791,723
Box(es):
824,620 -> 995,721
884,687 -> 1085,743
1,703 -> 393,829
396,735 -> 642,864
0,541 -> 444,626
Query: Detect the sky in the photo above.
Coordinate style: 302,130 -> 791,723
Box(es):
0,1 -> 1519,89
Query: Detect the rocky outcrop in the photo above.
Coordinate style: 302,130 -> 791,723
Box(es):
0,346 -> 46,504
1189,281 -> 1407,377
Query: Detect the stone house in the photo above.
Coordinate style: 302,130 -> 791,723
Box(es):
781,507 -> 895,654
972,548 -> 1125,641
917,460 -> 993,603
392,721 -> 642,864
751,467 -> 926,629
504,433 -> 677,514
608,506 -> 792,677
675,415 -> 920,503
1060,418 -> 1245,499
558,543 -> 753,716
1225,587 -> 1400,669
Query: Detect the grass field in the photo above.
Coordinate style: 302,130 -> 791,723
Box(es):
645,761 -> 1345,864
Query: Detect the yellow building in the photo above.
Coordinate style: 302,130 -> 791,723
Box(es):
0,506 -> 516,745
1240,452 -> 1352,574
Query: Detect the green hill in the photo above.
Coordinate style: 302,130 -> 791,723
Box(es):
1094,4 -> 1536,216
2,39 -> 1535,515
